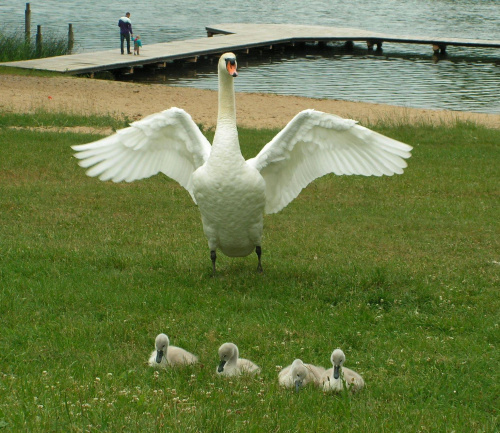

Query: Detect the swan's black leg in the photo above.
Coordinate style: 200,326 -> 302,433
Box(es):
210,250 -> 217,276
256,246 -> 263,273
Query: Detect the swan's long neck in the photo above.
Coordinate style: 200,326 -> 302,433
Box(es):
218,71 -> 236,126
227,346 -> 239,367
210,70 -> 243,162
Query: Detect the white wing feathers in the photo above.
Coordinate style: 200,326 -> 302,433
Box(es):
246,109 -> 412,214
72,108 -> 211,202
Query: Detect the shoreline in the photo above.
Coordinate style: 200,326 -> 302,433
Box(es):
0,74 -> 499,130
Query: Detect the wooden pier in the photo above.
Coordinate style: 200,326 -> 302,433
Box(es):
1,23 -> 499,75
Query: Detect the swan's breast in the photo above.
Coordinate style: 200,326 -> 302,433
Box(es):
192,163 -> 266,256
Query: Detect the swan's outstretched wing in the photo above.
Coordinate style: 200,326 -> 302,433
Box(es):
246,109 -> 412,214
72,107 -> 211,202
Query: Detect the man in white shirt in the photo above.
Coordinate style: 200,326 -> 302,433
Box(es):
118,12 -> 133,54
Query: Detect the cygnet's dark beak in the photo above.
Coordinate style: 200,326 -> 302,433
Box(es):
217,360 -> 226,373
334,365 -> 340,380
294,380 -> 303,393
156,350 -> 164,364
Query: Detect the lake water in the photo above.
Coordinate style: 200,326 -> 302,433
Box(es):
2,0 -> 499,113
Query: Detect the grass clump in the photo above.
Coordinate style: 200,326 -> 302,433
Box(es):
0,116 -> 498,432
0,65 -> 64,78
0,30 -> 69,62
0,109 -> 129,130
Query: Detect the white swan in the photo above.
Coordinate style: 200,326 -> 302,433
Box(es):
148,333 -> 198,368
216,342 -> 260,376
72,52 -> 412,274
322,348 -> 364,392
278,358 -> 326,392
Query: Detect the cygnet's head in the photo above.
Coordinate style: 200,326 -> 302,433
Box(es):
155,333 -> 170,364
290,359 -> 308,392
331,348 -> 346,379
219,52 -> 238,78
217,342 -> 238,373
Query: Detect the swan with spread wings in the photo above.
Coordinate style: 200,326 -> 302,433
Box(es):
73,52 -> 412,274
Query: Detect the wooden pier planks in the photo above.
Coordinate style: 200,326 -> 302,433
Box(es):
208,23 -> 500,48
1,23 -> 499,75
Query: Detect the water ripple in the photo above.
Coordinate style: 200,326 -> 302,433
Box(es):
155,50 -> 500,114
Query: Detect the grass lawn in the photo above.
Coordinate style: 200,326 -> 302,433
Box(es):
0,113 -> 498,432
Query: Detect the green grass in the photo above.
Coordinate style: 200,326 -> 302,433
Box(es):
0,110 -> 129,131
0,115 -> 498,432
0,66 -> 63,78
0,30 -> 69,62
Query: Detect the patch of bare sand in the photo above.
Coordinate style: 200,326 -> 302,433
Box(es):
1,74 -> 498,130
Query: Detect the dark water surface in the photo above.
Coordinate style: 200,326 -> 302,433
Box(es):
2,0 -> 499,113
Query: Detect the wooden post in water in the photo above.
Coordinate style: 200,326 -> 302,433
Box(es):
25,3 -> 31,43
68,23 -> 74,53
36,25 -> 42,56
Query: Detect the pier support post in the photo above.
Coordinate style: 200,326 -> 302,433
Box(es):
344,40 -> 354,51
36,25 -> 42,56
432,44 -> 447,54
25,3 -> 31,43
367,39 -> 383,51
68,23 -> 74,53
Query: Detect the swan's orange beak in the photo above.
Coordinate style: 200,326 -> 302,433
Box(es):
226,58 -> 238,77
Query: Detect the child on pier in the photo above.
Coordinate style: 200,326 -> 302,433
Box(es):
133,35 -> 142,55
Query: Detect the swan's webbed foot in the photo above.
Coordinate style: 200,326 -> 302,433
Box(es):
210,250 -> 217,277
256,246 -> 263,273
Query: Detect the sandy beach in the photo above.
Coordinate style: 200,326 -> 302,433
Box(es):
1,74 -> 499,130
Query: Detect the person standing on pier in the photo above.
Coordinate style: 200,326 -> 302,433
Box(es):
118,12 -> 133,54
